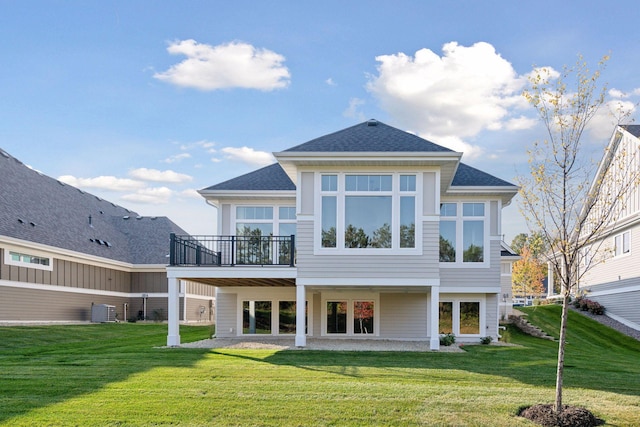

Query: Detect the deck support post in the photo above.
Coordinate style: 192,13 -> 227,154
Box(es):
295,283 -> 306,347
167,277 -> 181,347
430,285 -> 440,350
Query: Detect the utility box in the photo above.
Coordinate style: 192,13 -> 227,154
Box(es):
91,304 -> 116,323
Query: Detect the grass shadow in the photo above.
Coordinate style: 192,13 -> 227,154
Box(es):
213,306 -> 640,397
0,323 -> 211,424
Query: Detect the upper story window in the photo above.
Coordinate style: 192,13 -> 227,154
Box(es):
320,173 -> 417,251
439,202 -> 487,264
6,251 -> 52,271
235,206 -> 295,237
614,231 -> 630,257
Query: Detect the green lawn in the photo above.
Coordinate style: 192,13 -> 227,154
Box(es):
0,306 -> 639,426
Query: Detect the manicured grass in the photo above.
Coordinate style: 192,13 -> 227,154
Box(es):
0,308 -> 639,426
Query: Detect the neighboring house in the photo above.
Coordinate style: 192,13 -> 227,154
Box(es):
166,120 -> 519,349
578,125 -> 640,331
0,148 -> 214,323
500,242 -> 519,317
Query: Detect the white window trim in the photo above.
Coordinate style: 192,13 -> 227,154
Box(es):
232,204 -> 296,236
314,172 -> 422,255
439,201 -> 490,268
5,249 -> 53,271
613,230 -> 631,258
321,292 -> 380,337
238,298 -> 311,336
439,297 -> 486,337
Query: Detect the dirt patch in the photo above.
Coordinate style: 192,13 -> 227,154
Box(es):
518,404 -> 603,427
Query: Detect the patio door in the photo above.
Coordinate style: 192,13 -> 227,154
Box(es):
324,299 -> 376,336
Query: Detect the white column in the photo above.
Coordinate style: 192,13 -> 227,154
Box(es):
547,262 -> 554,298
167,277 -> 181,347
295,283 -> 306,347
430,286 -> 440,350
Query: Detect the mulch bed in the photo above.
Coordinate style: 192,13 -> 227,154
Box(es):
518,404 -> 604,427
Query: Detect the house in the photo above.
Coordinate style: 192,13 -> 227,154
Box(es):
0,148 -> 215,323
500,242 -> 519,316
577,125 -> 640,331
166,120 -> 519,349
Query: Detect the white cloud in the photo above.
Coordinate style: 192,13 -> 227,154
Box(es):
343,97 -> 366,120
163,153 -> 191,163
121,187 -> 173,204
367,41 -> 533,155
154,39 -> 291,91
58,175 -> 144,192
587,99 -> 637,140
326,78 -> 336,86
180,189 -> 202,199
128,168 -> 193,183
609,88 -> 629,99
505,116 -> 538,131
220,146 -> 275,167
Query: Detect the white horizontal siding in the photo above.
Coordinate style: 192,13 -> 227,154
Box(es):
439,240 -> 501,290
215,292 -> 237,338
378,293 -> 428,338
582,224 -> 640,287
296,220 -> 439,280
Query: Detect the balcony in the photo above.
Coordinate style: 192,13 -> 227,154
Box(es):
169,233 -> 295,267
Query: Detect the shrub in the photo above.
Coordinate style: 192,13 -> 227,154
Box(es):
573,296 -> 605,315
572,295 -> 584,309
586,299 -> 605,315
480,336 -> 493,345
440,333 -> 456,346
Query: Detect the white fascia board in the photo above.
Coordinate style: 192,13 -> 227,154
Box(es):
166,266 -> 297,280
446,186 -> 519,205
440,286 -> 501,293
273,151 -> 462,163
296,278 -> 440,287
198,190 -> 296,202
1,235 -> 134,271
0,236 -> 167,273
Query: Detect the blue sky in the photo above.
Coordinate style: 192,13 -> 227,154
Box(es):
2,1 -> 639,242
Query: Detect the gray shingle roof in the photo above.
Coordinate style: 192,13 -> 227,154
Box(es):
202,121 -> 515,191
202,161 -> 514,192
622,124 -> 640,138
452,163 -> 515,187
284,119 -> 454,152
202,163 -> 296,191
0,148 -> 187,264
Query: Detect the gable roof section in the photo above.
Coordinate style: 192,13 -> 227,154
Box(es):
201,163 -> 295,191
451,163 -> 515,187
0,148 -> 187,265
200,120 -> 517,198
622,124 -> 640,138
283,119 -> 454,153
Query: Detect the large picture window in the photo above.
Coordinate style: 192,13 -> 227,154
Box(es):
319,173 -> 417,251
439,202 -> 486,264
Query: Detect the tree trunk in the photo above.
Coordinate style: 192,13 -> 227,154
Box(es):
554,292 -> 570,413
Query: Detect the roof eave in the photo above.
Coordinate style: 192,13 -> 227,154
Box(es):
198,189 -> 296,204
446,185 -> 520,205
274,151 -> 463,187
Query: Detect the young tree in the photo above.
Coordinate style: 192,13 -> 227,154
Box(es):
512,246 -> 546,301
518,55 -> 638,414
